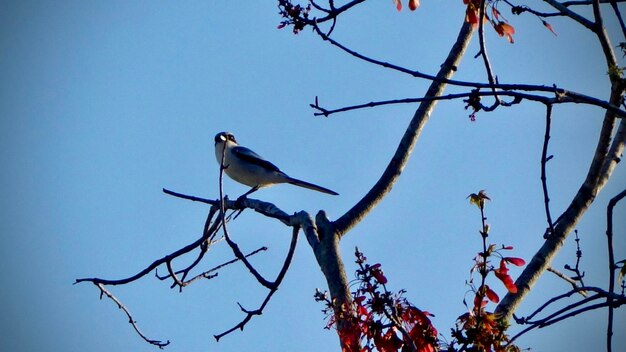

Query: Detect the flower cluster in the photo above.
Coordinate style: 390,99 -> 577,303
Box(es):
316,248 -> 438,352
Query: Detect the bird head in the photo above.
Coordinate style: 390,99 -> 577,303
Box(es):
214,132 -> 237,145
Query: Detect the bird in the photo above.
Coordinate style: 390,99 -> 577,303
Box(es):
214,131 -> 338,198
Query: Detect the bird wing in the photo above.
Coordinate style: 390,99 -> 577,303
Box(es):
231,146 -> 281,172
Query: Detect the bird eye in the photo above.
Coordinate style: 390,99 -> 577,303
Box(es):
215,133 -> 227,143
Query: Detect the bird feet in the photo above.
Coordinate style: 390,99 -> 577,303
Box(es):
235,195 -> 247,209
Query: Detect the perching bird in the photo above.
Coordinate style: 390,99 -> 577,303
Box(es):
214,132 -> 338,197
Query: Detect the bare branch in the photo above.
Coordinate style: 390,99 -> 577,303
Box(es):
547,266 -> 588,295
540,104 -> 556,237
311,89 -> 626,118
496,91 -> 626,322
163,188 -> 218,205
608,0 -> 626,41
510,285 -> 626,345
214,225 -> 300,341
606,188 -> 626,352
544,0 -> 596,29
333,20 -> 475,235
476,0 -> 502,110
180,246 -> 268,286
496,8 -> 624,317
95,283 -> 170,348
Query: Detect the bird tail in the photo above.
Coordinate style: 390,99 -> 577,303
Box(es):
286,177 -> 339,195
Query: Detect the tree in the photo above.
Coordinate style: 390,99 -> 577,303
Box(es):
76,1 -> 626,351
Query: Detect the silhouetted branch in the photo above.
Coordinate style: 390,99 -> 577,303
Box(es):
309,16 -> 626,119
162,188 -> 218,205
606,188 -> 626,352
563,230 -> 586,286
181,246 -> 268,286
540,104 -> 556,238
475,0 -> 503,110
509,284 -> 626,344
95,283 -> 170,348
214,225 -> 300,341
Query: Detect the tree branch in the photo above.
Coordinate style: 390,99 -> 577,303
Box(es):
214,225 -> 300,341
333,19 -> 475,235
605,188 -> 626,352
495,87 -> 625,323
543,0 -> 596,29
311,89 -> 626,118
95,283 -> 170,348
540,104 -> 556,237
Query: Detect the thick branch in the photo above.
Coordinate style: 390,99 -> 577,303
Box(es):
496,90 -> 626,322
333,20 -> 474,235
544,0 -> 596,29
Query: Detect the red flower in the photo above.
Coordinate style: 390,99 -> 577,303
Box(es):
494,21 -> 516,43
485,285 -> 500,303
494,260 -> 518,293
371,264 -> 388,284
504,257 -> 526,266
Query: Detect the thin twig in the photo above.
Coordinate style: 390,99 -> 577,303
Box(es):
162,188 -> 218,205
476,0 -> 502,110
214,226 -> 300,341
546,266 -> 587,295
310,87 -> 626,119
541,104 -> 556,238
181,246 -> 268,286
95,283 -> 170,348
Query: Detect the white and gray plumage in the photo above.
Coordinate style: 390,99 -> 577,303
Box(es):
214,132 -> 338,197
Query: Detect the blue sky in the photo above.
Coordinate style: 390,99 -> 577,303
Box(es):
1,1 -> 625,351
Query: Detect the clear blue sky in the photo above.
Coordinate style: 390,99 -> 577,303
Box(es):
1,1 -> 624,351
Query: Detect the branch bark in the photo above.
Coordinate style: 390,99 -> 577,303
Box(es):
333,20 -> 475,235
496,91 -> 626,322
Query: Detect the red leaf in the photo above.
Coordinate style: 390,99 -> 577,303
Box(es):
543,20 -> 557,36
504,257 -> 526,266
494,260 -> 518,293
393,0 -> 402,11
409,0 -> 420,11
374,329 -> 402,352
371,265 -> 388,284
473,293 -> 488,309
485,285 -> 500,303
494,21 -> 515,43
339,323 -> 362,352
465,5 -> 479,27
